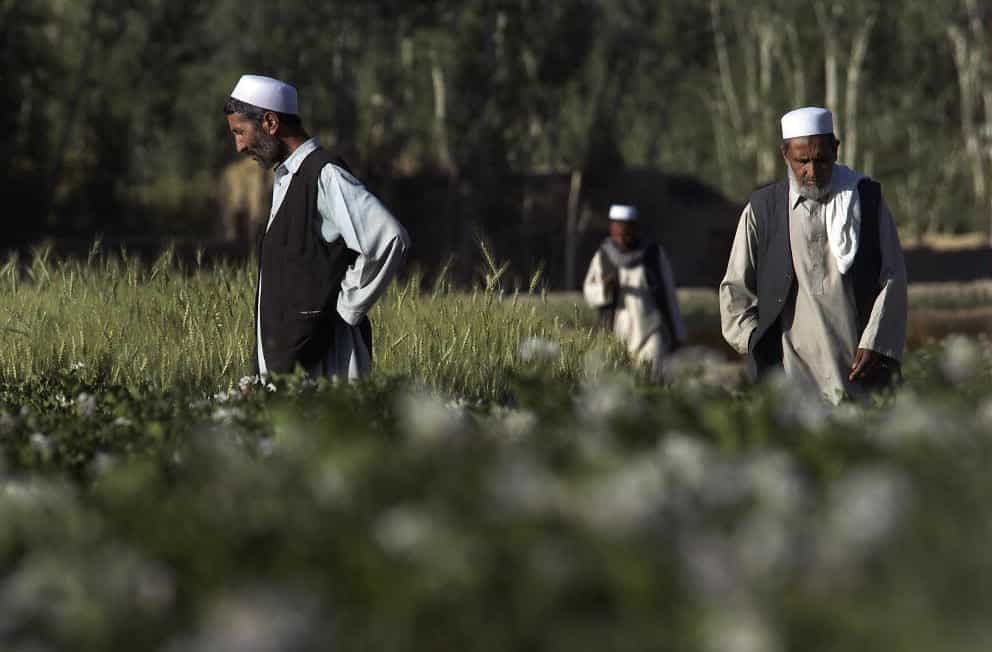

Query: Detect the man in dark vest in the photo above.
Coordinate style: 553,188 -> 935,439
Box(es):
584,204 -> 686,381
224,74 -> 410,380
719,106 -> 907,403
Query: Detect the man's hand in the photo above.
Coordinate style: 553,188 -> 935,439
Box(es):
849,348 -> 898,385
603,274 -> 619,296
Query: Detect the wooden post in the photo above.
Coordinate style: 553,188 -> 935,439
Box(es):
565,169 -> 583,290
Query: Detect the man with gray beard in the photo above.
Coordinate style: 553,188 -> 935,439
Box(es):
719,107 -> 907,403
224,74 -> 410,381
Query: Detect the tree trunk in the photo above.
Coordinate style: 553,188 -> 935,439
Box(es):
947,23 -> 987,205
710,0 -> 743,133
430,51 -> 453,172
815,3 -> 840,137
44,0 -> 103,223
564,169 -> 583,290
842,13 -> 876,170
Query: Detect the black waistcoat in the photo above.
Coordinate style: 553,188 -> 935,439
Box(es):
596,240 -> 681,351
253,148 -> 356,374
746,178 -> 882,379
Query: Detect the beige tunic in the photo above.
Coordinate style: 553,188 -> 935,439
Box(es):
584,246 -> 687,379
719,183 -> 907,402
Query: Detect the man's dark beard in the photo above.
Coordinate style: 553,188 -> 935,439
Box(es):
787,164 -> 832,201
248,130 -> 285,169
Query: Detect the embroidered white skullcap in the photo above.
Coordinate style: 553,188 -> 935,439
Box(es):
230,74 -> 299,115
781,106 -> 833,140
608,204 -> 638,221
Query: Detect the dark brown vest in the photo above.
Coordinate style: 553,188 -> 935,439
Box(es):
253,148 -> 356,375
746,178 -> 882,379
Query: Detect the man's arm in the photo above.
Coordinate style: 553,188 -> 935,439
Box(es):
583,251 -> 615,308
850,197 -> 907,382
317,164 -> 411,326
719,204 -> 761,355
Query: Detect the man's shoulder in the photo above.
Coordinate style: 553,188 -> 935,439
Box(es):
748,179 -> 787,204
746,180 -> 788,225
301,148 -> 355,179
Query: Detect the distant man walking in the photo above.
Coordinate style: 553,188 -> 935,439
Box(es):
720,107 -> 907,403
584,204 -> 686,381
224,74 -> 410,379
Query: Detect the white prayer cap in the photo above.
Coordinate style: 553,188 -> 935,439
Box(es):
230,74 -> 299,115
608,204 -> 638,221
781,106 -> 834,140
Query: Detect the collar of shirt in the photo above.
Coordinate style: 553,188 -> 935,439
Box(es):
790,186 -> 833,213
274,137 -> 321,180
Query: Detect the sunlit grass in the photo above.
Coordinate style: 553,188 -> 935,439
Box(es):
0,242 -> 625,401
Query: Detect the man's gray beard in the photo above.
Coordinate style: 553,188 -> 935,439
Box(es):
252,131 -> 284,169
787,164 -> 832,201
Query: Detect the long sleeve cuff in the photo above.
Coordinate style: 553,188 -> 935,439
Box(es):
336,304 -> 366,327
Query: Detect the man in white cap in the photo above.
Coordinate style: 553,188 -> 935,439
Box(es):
719,106 -> 907,402
224,74 -> 410,380
583,204 -> 687,381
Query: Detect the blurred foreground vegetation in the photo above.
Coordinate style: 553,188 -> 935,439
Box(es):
2,331 -> 992,649
2,250 -> 992,649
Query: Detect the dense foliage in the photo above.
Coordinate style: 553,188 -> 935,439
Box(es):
5,0 -> 991,238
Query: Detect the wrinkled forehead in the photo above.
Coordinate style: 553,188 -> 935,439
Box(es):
784,134 -> 836,158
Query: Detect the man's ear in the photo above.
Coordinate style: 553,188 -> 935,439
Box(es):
261,111 -> 280,136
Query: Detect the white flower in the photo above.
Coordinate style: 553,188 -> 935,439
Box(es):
213,389 -> 240,403
91,452 -> 117,475
134,561 -> 176,614
978,398 -> 992,428
818,466 -> 910,570
257,437 -> 275,457
663,346 -> 743,389
168,589 -> 322,652
28,433 -> 51,455
876,390 -> 945,447
518,336 -> 561,364
679,533 -> 739,599
576,373 -> 637,423
488,407 -> 537,440
212,407 -> 244,424
744,452 -> 803,516
265,382 -> 277,393
486,457 -> 560,515
735,512 -> 794,580
658,433 -> 710,492
702,604 -> 780,652
770,370 -> 832,425
397,392 -> 466,445
940,335 -> 979,384
374,506 -> 433,555
76,392 -> 96,418
238,375 -> 260,391
70,361 -> 86,370
310,460 -> 349,507
573,456 -> 664,534
112,416 -> 133,427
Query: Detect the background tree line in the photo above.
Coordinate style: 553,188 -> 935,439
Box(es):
3,0 -> 990,244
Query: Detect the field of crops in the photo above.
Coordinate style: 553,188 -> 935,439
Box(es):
2,246 -> 992,651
